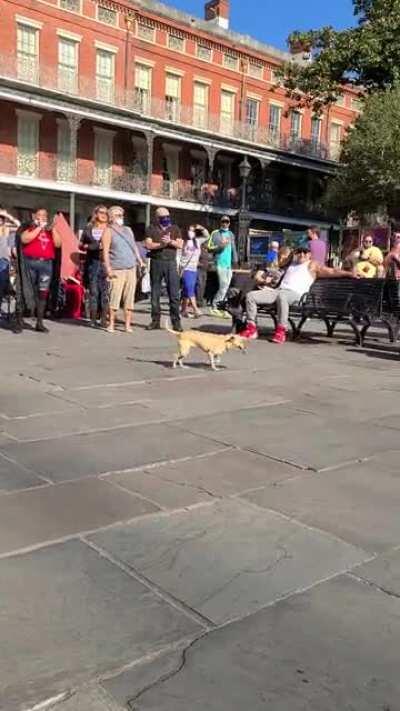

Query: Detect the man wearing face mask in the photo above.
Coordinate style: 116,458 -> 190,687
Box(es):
208,215 -> 238,318
144,207 -> 183,331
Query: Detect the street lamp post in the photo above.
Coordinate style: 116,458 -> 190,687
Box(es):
238,156 -> 252,265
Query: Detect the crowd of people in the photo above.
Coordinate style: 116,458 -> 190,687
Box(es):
0,205 -> 399,344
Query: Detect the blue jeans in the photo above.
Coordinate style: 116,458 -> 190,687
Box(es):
87,259 -> 108,314
213,267 -> 232,308
0,258 -> 10,307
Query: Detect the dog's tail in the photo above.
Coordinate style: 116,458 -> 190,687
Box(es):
164,318 -> 181,335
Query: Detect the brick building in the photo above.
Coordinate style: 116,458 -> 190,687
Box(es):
0,0 -> 359,243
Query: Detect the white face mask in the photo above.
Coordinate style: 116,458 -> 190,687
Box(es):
115,217 -> 124,226
188,230 -> 195,239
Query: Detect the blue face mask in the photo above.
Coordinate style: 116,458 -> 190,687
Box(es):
221,226 -> 230,233
159,216 -> 172,228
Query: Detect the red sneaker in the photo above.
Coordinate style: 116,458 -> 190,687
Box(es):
240,323 -> 259,340
272,325 -> 287,344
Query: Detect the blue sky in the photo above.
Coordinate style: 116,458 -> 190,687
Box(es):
170,0 -> 356,50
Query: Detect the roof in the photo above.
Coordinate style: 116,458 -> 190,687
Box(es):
132,0 -> 295,65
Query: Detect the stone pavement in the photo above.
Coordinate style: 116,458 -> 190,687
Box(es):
1,305 -> 400,711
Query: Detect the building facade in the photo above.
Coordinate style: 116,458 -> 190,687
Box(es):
0,0 -> 360,241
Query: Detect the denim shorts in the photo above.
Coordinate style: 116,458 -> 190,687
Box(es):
26,258 -> 53,293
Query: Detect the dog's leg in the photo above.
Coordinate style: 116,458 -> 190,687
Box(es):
209,353 -> 219,371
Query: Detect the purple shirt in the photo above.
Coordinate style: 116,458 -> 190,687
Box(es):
309,239 -> 327,265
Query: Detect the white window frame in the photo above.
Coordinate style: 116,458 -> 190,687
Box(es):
245,97 -> 260,131
16,109 -> 41,178
56,119 -> 75,182
220,88 -> 236,136
136,21 -> 156,44
223,52 -> 239,72
134,62 -> 152,113
329,121 -> 343,159
268,102 -> 282,144
289,110 -> 302,142
193,80 -> 209,129
96,4 -> 118,27
58,0 -> 82,15
16,21 -> 40,84
95,46 -> 116,103
93,127 -> 115,187
196,43 -> 212,62
57,35 -> 79,94
310,116 -> 322,145
165,72 -> 182,122
167,33 -> 185,53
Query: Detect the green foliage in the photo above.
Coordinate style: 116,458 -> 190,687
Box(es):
281,0 -> 400,111
325,85 -> 400,218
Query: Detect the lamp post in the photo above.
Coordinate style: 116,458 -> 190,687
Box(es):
238,156 -> 251,265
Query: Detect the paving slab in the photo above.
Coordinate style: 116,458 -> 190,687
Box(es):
0,540 -> 200,711
49,685 -> 124,711
0,451 -> 46,493
1,403 -> 166,442
90,499 -> 367,625
0,383 -> 76,418
0,423 -> 224,482
112,574 -> 400,711
179,403 -> 399,471
0,478 -> 159,555
112,448 -> 299,499
105,468 -> 213,510
354,548 -> 400,595
242,453 -> 400,553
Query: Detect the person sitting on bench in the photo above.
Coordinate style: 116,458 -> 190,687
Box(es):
240,246 -> 351,344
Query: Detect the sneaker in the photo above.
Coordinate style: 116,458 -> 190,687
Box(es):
146,322 -> 161,331
240,323 -> 259,340
272,325 -> 287,344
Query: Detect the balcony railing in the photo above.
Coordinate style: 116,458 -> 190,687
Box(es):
0,56 -> 338,162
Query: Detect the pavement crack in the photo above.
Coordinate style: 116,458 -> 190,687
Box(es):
348,572 -> 400,601
127,633 -> 207,711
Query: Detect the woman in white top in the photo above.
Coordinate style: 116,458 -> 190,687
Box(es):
242,246 -> 352,343
180,225 -> 202,319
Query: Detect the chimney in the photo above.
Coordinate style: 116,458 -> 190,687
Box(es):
205,0 -> 230,30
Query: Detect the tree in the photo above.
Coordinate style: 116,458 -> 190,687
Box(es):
324,85 -> 400,219
281,0 -> 400,112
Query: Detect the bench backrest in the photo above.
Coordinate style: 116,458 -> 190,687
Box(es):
305,278 -> 385,316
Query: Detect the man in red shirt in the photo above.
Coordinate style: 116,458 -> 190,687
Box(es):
15,208 -> 61,333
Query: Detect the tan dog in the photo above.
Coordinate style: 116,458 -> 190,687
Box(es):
166,322 -> 247,370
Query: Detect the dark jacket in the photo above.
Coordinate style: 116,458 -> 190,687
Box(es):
146,224 -> 182,261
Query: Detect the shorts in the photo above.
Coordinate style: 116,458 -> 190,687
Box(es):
182,270 -> 197,298
109,268 -> 137,310
26,258 -> 53,294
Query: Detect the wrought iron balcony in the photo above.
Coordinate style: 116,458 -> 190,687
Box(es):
0,56 -> 338,163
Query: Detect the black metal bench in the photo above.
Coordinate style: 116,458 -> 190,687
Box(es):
241,278 -> 387,346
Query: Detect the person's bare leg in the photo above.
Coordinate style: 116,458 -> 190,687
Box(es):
125,309 -> 133,333
107,309 -> 116,333
181,298 -> 189,317
190,296 -> 201,317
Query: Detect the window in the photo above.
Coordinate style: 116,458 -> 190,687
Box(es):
96,49 -> 115,103
168,34 -> 185,52
311,116 -> 321,145
290,110 -> 302,142
17,24 -> 39,83
269,104 -> 281,143
352,97 -> 363,111
58,38 -> 78,93
248,61 -> 263,79
59,0 -> 80,12
193,81 -> 209,129
197,43 -> 212,62
220,89 -> 235,135
17,111 -> 40,177
165,73 -> 181,121
329,122 -> 342,159
57,120 -> 74,182
94,129 -> 114,186
223,52 -> 239,71
135,63 -> 152,113
335,94 -> 345,107
97,5 -> 117,25
137,22 -> 155,42
245,98 -> 259,140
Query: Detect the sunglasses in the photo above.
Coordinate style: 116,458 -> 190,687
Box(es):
97,210 -> 108,215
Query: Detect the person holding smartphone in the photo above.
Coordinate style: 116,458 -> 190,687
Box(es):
14,207 -> 61,333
